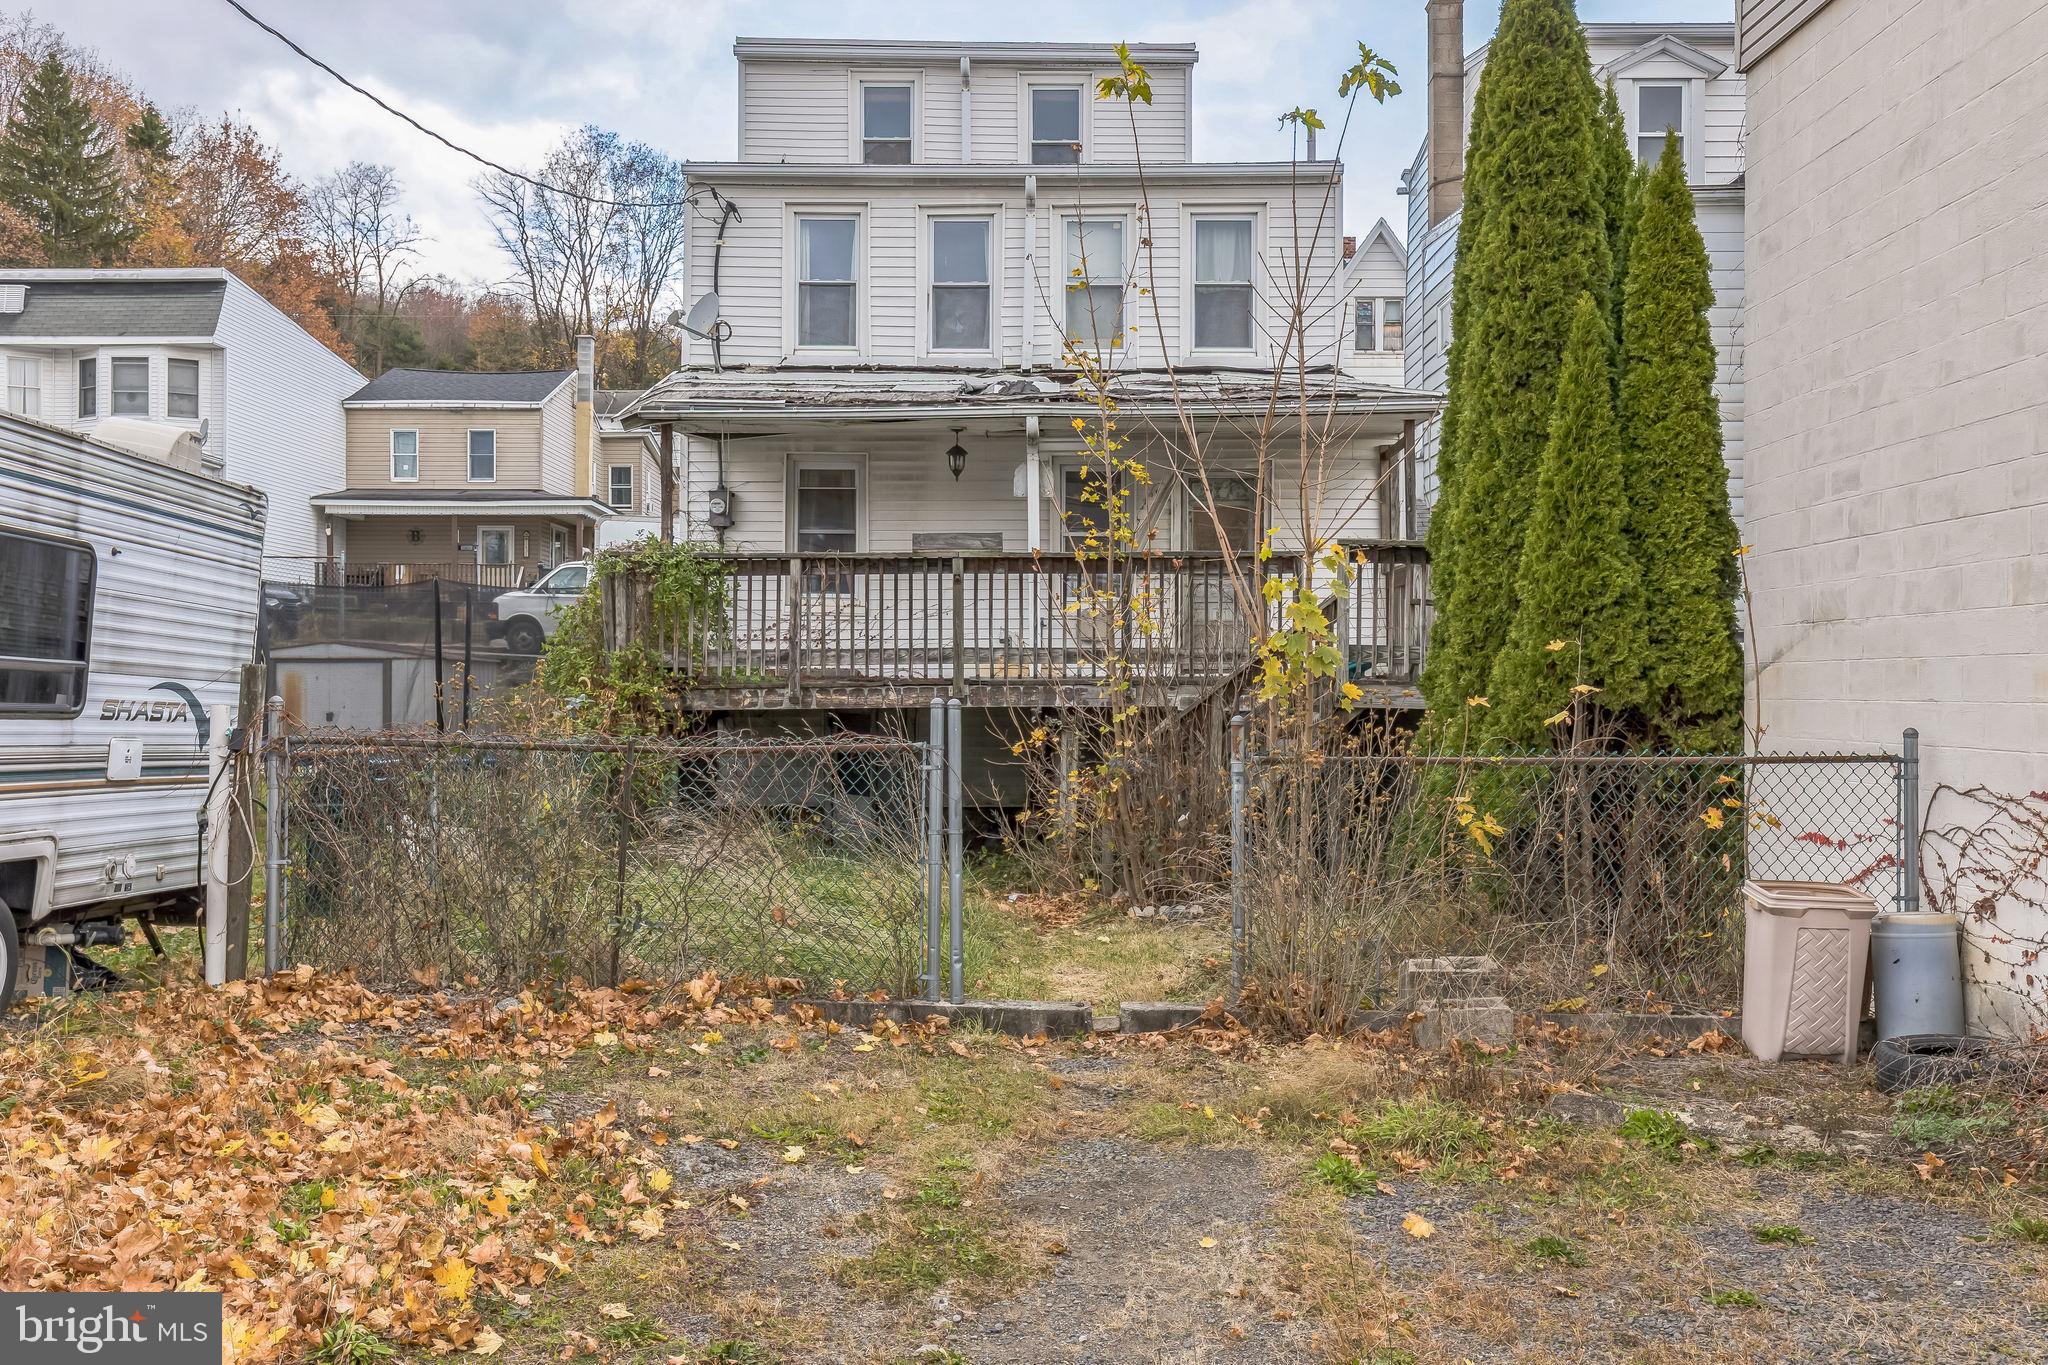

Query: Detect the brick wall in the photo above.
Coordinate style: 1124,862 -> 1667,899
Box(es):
1743,0 -> 2048,1029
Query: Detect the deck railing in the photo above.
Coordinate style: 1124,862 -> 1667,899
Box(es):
601,543 -> 1430,703
263,557 -> 539,589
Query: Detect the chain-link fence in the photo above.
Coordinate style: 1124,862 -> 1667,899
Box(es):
272,731 -> 935,996
1232,737 -> 1910,1030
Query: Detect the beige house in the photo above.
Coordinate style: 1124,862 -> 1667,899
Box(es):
315,342 -> 658,587
1737,0 -> 2048,1029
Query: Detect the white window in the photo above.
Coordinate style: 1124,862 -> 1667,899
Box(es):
1353,299 -> 1376,352
76,358 -> 95,418
166,357 -> 199,419
1063,218 -> 1125,349
861,84 -> 912,164
930,218 -> 992,352
467,429 -> 496,482
6,357 -> 37,415
1192,217 -> 1256,351
1189,473 -> 1258,554
390,429 -> 419,481
110,357 -> 148,415
797,216 -> 858,349
1637,84 -> 1684,164
0,527 -> 93,715
1031,86 -> 1082,164
793,464 -> 859,554
608,464 -> 634,508
477,525 -> 511,567
1381,298 -> 1404,352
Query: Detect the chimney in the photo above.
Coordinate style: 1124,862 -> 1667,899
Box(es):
1427,0 -> 1466,227
1305,125 -> 1318,161
1343,235 -> 1357,261
574,335 -> 595,501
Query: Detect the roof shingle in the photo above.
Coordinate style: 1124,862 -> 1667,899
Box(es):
0,278 -> 225,338
346,369 -> 573,405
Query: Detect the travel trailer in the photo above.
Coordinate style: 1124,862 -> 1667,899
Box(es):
0,412 -> 264,1008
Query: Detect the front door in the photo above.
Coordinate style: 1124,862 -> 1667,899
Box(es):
550,524 -> 570,568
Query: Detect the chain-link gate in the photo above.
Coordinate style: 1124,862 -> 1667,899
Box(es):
262,723 -> 957,999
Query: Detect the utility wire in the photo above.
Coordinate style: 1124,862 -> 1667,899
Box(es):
218,0 -> 707,211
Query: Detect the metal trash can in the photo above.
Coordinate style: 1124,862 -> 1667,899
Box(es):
1870,912 -> 1966,1041
1741,880 -> 1880,1065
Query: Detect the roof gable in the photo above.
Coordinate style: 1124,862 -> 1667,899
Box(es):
1603,34 -> 1730,78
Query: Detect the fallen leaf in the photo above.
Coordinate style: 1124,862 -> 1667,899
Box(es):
1401,1212 -> 1436,1240
1198,1237 -> 1218,1249
433,1255 -> 476,1301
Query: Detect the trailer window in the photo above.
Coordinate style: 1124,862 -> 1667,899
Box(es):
0,530 -> 93,715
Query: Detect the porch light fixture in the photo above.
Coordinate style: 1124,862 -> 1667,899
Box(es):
946,428 -> 969,480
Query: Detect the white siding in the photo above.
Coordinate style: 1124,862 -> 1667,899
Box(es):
1337,230 -> 1408,387
737,56 -> 1193,166
539,381 -> 575,492
215,275 -> 364,559
682,172 -> 1345,372
1740,0 -> 2048,1029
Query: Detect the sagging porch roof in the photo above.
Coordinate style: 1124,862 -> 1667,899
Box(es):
620,366 -> 1444,426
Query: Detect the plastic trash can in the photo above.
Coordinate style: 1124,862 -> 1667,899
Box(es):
1870,912 -> 1966,1041
1741,880 -> 1880,1065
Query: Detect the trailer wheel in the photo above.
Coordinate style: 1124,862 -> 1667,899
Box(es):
0,899 -> 19,1014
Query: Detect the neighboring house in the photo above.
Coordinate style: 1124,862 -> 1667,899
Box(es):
1335,220 -> 1409,389
1399,3 -> 1747,523
1736,0 -> 2048,1029
315,340 -> 620,588
0,267 -> 362,559
622,36 -> 1440,760
597,389 -> 664,520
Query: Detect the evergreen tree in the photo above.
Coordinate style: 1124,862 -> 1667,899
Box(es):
125,103 -> 174,160
1488,294 -> 1648,742
0,56 -> 133,265
1422,0 -> 1612,722
1618,133 -> 1743,749
1596,80 -> 1633,343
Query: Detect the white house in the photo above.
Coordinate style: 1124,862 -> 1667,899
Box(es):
0,268 -> 363,561
622,37 -> 1441,734
1399,4 -> 1747,523
1736,0 -> 2048,1030
1336,219 -> 1408,389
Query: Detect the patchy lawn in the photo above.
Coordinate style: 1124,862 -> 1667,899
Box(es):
4,915 -> 2047,1364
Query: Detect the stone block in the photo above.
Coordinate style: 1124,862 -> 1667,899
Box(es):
1397,955 -> 1502,1008
1117,1001 -> 1213,1034
1411,995 -> 1514,1050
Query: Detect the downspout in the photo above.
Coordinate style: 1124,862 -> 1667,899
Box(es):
959,56 -> 972,161
1022,173 -> 1038,370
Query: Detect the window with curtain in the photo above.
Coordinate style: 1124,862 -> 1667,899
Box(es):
477,527 -> 511,566
76,358 -> 96,417
1031,87 -> 1081,164
798,216 -> 858,347
1193,217 -> 1255,350
862,84 -> 912,163
111,357 -> 147,415
390,429 -> 418,480
1637,84 -> 1684,164
6,357 -> 38,415
930,218 -> 991,351
1063,218 -> 1125,348
1381,298 -> 1404,351
167,357 -> 199,418
467,429 -> 496,481
1354,299 -> 1375,351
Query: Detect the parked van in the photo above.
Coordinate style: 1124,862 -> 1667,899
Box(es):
1,413 -> 264,1009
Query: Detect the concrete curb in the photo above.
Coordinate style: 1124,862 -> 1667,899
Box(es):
795,997 -> 1095,1038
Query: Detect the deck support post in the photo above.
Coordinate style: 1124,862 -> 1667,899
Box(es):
950,556 -> 967,699
786,556 -> 803,706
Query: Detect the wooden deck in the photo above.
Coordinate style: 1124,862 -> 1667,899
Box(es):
602,544 -> 1430,711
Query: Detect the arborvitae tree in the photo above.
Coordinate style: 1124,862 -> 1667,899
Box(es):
1488,294 -> 1648,742
0,55 -> 134,265
1596,80 -> 1633,343
1421,0 -> 1612,722
1618,133 -> 1743,749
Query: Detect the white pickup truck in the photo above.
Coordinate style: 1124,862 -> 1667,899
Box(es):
484,560 -> 589,654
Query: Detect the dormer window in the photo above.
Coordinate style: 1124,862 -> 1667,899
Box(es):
1031,87 -> 1082,164
1637,84 -> 1685,164
861,84 -> 912,164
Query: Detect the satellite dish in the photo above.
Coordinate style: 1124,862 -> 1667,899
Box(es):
197,418 -> 210,444
680,292 -> 723,341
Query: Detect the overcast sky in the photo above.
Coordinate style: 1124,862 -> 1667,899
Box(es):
54,0 -> 1728,287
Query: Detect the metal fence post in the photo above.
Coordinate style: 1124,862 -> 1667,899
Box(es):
925,700 -> 945,1002
1900,727 -> 1921,913
262,695 -> 286,975
1229,712 -> 1247,999
946,697 -> 965,1004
